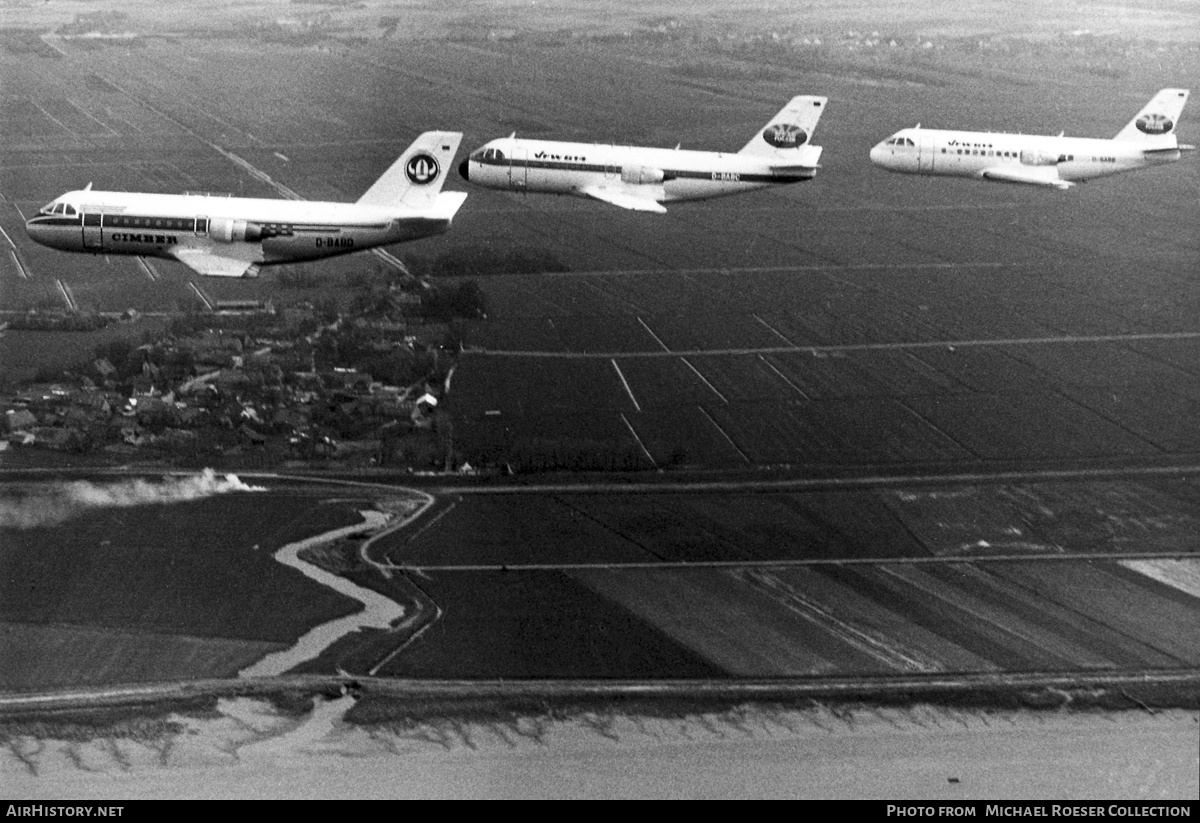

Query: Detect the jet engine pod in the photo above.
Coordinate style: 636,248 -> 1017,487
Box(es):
1019,149 -> 1059,167
208,217 -> 264,243
620,165 -> 665,185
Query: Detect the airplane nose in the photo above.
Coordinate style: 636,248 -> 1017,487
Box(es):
869,145 -> 884,165
458,159 -> 470,182
24,218 -> 49,247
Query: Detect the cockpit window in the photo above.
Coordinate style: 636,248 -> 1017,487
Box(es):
63,204 -> 77,216
884,136 -> 915,147
474,148 -> 507,162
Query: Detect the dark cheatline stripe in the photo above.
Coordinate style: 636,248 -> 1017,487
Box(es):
96,216 -> 392,232
26,216 -> 83,227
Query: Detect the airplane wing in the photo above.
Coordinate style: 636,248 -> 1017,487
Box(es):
580,185 -> 668,214
980,166 -> 1074,190
170,248 -> 258,277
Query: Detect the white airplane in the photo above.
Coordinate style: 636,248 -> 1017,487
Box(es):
25,132 -> 467,278
457,95 -> 827,213
869,89 -> 1192,190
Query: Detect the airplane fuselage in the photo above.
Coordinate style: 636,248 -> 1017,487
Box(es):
870,129 -> 1182,184
25,191 -> 458,272
461,138 -> 818,203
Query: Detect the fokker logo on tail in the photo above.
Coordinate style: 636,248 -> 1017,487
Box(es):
762,124 -> 809,148
405,154 -> 441,185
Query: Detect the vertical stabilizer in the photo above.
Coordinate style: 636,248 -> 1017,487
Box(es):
357,131 -> 464,209
738,95 -> 828,159
1115,89 -> 1189,142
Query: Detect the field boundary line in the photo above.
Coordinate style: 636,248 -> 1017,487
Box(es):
406,549 -> 1200,573
611,359 -> 641,411
621,413 -> 657,468
464,330 -> 1200,359
539,261 -> 1022,278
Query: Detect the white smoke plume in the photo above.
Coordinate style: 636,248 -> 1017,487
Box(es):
0,469 -> 267,529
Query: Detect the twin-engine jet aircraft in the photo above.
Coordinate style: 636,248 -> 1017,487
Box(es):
25,132 -> 466,278
458,95 -> 827,213
869,89 -> 1192,190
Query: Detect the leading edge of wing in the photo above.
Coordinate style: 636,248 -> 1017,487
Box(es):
580,185 -> 668,213
980,166 -> 1074,190
170,247 -> 258,277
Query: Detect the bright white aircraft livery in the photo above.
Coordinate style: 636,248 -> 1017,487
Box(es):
458,95 -> 827,213
870,88 -> 1192,190
25,132 -> 466,277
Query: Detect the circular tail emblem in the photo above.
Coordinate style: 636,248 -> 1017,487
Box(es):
405,154 -> 441,185
1136,113 -> 1174,135
762,123 -> 809,148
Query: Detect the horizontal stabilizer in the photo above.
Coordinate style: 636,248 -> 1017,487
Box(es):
771,145 -> 823,174
580,185 -> 667,213
171,248 -> 258,278
429,191 -> 469,220
1143,146 -> 1184,156
981,166 -> 1073,190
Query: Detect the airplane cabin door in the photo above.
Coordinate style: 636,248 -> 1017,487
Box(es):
918,134 -> 936,171
82,212 -> 103,251
508,146 -> 528,191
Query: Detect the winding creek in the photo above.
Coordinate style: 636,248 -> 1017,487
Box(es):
239,505 -> 409,678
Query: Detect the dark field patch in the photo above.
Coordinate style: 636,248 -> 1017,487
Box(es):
372,569 -> 726,679
0,622 -> 280,692
0,484 -> 365,643
382,495 -> 655,567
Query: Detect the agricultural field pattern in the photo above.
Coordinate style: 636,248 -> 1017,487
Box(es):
2,0 -> 1200,710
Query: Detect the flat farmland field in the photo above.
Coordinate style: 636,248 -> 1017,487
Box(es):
372,569 -> 726,680
401,478 -> 1200,569
0,481 -> 365,644
0,622 -> 280,691
374,554 -> 1200,679
2,3 -> 1200,708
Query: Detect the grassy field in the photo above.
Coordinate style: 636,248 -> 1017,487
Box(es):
0,480 -> 370,689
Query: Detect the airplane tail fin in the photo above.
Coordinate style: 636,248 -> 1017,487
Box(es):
738,95 -> 828,160
1114,89 -> 1189,143
357,131 -> 464,210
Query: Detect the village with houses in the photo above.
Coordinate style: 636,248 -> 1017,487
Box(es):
0,273 -> 487,472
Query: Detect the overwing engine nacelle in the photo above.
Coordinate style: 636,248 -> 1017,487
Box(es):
209,218 -> 264,243
620,165 -> 665,185
1020,149 -> 1060,167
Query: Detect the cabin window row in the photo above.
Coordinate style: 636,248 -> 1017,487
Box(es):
105,215 -> 197,230
942,148 -> 1075,160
